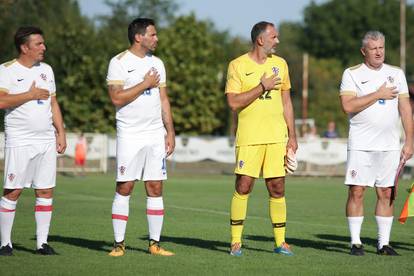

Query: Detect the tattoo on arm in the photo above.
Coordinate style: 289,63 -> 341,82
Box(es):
162,109 -> 173,132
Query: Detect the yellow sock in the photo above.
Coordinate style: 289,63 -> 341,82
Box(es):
230,191 -> 249,245
269,196 -> 286,247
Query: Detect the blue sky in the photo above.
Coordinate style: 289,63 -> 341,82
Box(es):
78,0 -> 327,38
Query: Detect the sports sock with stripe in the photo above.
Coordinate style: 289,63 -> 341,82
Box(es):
230,191 -> 249,245
269,196 -> 286,247
111,192 -> 130,243
0,197 -> 17,247
147,196 -> 164,242
35,197 -> 53,249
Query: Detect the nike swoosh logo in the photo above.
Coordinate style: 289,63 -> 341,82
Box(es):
245,72 -> 254,76
127,69 -> 135,73
17,79 -> 24,82
361,80 -> 369,84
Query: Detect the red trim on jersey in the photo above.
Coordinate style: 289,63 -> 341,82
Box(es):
146,209 -> 164,215
35,205 -> 53,212
0,207 -> 15,212
112,214 -> 128,221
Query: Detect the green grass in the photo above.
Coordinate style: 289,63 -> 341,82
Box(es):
2,174 -> 414,275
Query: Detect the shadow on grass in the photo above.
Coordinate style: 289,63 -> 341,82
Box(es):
246,233 -> 414,254
48,235 -> 147,253
245,234 -> 350,254
316,234 -> 414,251
138,235 -> 230,253
12,243 -> 36,254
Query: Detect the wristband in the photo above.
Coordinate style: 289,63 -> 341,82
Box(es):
260,82 -> 266,92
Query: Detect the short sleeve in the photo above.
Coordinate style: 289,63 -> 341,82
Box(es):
398,69 -> 409,97
158,59 -> 167,88
281,61 -> 291,91
48,66 -> 56,95
106,58 -> 125,86
0,66 -> 11,93
340,69 -> 357,96
225,61 -> 242,94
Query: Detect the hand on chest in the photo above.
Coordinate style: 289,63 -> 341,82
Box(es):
357,73 -> 399,95
243,66 -> 283,89
11,70 -> 51,94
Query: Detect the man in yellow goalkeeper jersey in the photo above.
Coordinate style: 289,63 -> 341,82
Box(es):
225,21 -> 297,256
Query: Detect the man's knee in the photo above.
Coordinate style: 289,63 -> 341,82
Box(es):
348,186 -> 365,202
266,177 -> 285,198
3,189 -> 23,201
145,181 -> 163,197
116,181 -> 134,196
35,188 -> 53,198
235,175 -> 254,195
376,187 -> 392,201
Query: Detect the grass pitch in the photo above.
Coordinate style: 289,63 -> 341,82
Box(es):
2,173 -> 414,275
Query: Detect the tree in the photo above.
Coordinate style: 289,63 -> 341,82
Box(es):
98,1 -> 248,135
276,22 -> 306,120
299,0 -> 414,136
103,0 -> 177,26
157,15 -> 229,135
302,0 -> 414,77
0,0 -> 112,132
307,57 -> 347,136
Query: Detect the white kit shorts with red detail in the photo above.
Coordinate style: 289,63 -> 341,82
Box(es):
4,142 -> 57,189
116,132 -> 167,182
344,150 -> 400,187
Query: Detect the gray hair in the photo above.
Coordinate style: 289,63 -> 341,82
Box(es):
362,31 -> 385,48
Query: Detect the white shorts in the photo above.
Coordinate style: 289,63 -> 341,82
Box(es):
3,142 -> 57,190
116,134 -> 167,182
344,150 -> 400,187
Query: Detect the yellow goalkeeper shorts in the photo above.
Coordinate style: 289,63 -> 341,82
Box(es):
235,143 -> 286,178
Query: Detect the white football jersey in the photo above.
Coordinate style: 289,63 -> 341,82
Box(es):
340,63 -> 409,151
107,50 -> 166,138
0,59 -> 56,147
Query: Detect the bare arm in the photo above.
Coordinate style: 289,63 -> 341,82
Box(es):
51,96 -> 66,154
282,90 -> 298,153
160,86 -> 175,157
226,74 -> 281,111
399,96 -> 413,161
0,81 -> 49,109
340,82 -> 398,114
108,69 -> 160,108
231,111 -> 238,137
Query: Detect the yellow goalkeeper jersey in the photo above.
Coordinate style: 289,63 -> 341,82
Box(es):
225,53 -> 291,146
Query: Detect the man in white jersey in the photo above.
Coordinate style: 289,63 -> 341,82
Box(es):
0,26 -> 66,256
106,18 -> 175,257
340,31 -> 413,256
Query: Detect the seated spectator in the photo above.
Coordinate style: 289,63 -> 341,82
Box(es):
323,121 -> 339,138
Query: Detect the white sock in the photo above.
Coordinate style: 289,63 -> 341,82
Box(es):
347,216 -> 363,245
147,197 -> 164,242
0,197 -> 17,248
376,216 -> 393,249
112,193 -> 130,243
35,197 -> 53,249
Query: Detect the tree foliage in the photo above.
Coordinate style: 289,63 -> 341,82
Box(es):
302,0 -> 414,76
1,0 -> 412,136
97,2 -> 247,135
157,15 -> 228,134
0,0 -> 113,132
275,22 -> 347,137
0,0 -> 247,135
